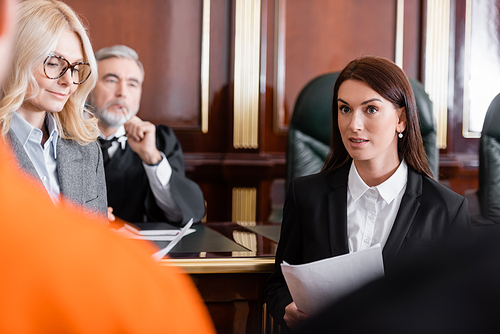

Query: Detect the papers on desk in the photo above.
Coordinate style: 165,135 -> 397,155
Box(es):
119,219 -> 195,241
281,244 -> 384,314
115,219 -> 195,261
151,218 -> 194,262
138,228 -> 196,241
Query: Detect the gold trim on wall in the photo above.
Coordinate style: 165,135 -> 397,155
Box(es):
233,0 -> 261,149
201,0 -> 210,134
395,0 -> 404,67
424,0 -> 451,149
232,187 -> 257,223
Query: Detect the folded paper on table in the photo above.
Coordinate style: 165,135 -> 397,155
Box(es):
151,218 -> 194,262
139,229 -> 193,236
281,244 -> 384,314
138,229 -> 195,241
119,224 -> 196,241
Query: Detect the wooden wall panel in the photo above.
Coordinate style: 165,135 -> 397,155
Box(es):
176,0 -> 232,153
262,0 -> 415,152
402,0 -> 424,79
62,0 -> 435,222
68,0 -> 203,129
280,0 -> 397,127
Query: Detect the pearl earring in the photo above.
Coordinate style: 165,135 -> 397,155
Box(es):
398,132 -> 403,139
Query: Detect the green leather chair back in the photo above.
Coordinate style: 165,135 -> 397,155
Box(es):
286,72 -> 438,190
478,93 -> 500,222
412,78 -> 439,179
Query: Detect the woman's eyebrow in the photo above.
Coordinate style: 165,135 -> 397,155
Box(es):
338,97 -> 382,105
360,98 -> 383,105
338,98 -> 350,105
51,52 -> 84,63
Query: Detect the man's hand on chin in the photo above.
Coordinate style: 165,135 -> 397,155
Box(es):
124,116 -> 162,164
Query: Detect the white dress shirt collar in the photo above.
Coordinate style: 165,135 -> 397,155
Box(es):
11,111 -> 59,156
10,111 -> 60,202
348,160 -> 408,205
99,125 -> 127,150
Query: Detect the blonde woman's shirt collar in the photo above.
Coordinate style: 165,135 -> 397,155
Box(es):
10,111 -> 60,202
11,111 -> 59,157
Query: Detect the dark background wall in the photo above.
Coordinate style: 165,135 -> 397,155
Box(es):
65,0 -> 494,222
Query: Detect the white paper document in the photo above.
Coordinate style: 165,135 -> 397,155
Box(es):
138,228 -> 196,241
281,244 -> 384,314
120,223 -> 196,241
151,218 -> 194,262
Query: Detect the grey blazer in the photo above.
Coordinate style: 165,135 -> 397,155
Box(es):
7,131 -> 108,217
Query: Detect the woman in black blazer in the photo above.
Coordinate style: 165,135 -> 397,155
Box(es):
266,56 -> 471,331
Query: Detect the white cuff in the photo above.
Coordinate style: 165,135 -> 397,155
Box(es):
143,152 -> 172,186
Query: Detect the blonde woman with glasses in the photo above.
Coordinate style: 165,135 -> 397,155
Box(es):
0,0 -> 107,218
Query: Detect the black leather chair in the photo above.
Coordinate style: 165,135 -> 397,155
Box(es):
477,93 -> 500,223
286,72 -> 438,190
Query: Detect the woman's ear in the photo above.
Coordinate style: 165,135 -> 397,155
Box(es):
397,107 -> 407,133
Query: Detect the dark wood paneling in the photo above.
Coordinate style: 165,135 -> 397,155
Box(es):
192,273 -> 270,334
68,0 -> 489,223
185,153 -> 285,222
281,0 -> 397,124
176,0 -> 232,153
68,0 -> 203,129
260,0 -> 287,153
403,0 -> 424,79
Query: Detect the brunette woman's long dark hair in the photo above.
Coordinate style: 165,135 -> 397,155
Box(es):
321,56 -> 432,178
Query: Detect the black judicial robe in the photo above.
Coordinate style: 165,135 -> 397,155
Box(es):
104,125 -> 205,226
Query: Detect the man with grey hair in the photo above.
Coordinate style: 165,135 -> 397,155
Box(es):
89,44 -> 205,226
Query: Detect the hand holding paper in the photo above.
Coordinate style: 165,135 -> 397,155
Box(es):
284,301 -> 310,330
281,244 -> 384,314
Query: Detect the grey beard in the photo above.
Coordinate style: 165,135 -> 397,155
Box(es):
96,108 -> 133,128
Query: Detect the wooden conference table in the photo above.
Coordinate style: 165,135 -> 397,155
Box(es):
133,221 -> 281,334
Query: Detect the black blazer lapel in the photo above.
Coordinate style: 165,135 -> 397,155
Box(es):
328,163 -> 350,256
382,167 -> 423,271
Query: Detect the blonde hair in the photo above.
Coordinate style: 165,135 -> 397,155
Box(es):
0,0 -> 98,144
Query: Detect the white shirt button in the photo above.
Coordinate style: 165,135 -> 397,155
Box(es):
364,238 -> 370,244
370,189 -> 376,194
41,175 -> 47,182
369,215 -> 375,220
